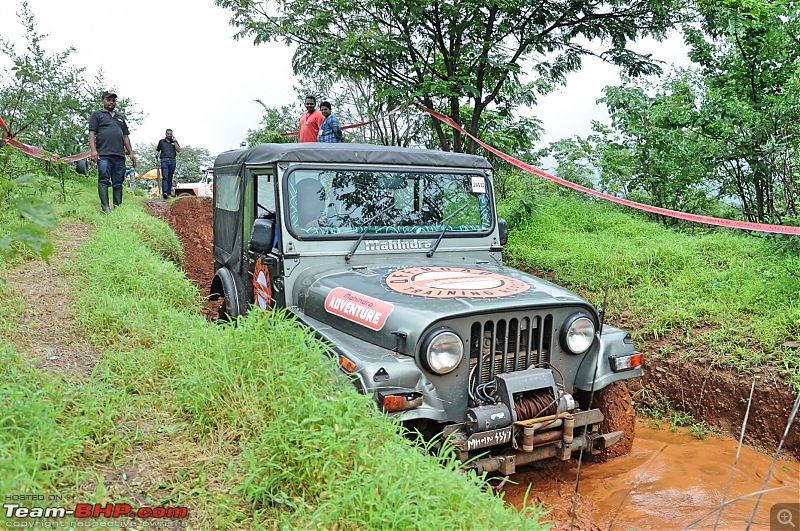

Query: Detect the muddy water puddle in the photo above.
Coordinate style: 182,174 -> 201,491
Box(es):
501,420 -> 799,530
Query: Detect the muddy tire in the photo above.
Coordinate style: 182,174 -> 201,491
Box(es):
591,380 -> 635,461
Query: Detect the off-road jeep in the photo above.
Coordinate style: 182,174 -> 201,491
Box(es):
210,143 -> 643,474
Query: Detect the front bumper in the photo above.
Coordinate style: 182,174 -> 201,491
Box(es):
445,409 -> 619,475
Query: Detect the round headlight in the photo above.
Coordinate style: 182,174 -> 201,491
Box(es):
423,330 -> 464,375
560,314 -> 596,354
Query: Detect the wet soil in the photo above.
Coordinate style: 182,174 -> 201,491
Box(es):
634,349 -> 800,461
502,421 -> 799,530
150,196 -> 800,529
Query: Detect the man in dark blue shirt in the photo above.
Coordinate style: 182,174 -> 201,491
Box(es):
89,90 -> 136,213
155,129 -> 181,199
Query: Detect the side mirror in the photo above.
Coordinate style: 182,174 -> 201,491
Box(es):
250,218 -> 275,253
497,218 -> 508,246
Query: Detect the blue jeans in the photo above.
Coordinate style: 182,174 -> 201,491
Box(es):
161,158 -> 177,196
97,156 -> 126,189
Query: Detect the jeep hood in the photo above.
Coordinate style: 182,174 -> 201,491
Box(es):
295,261 -> 592,355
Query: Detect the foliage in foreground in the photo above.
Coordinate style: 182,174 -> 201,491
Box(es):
502,192 -> 800,391
0,176 -> 544,529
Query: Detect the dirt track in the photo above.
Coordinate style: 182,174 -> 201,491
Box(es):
150,196 -> 800,529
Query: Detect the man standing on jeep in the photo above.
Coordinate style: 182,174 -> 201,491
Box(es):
318,101 -> 343,143
155,129 -> 180,199
298,96 -> 325,143
88,90 -> 136,213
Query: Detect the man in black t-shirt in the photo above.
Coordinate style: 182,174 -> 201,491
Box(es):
155,129 -> 181,199
88,90 -> 136,213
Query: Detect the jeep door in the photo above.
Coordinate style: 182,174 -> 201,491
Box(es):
246,170 -> 285,310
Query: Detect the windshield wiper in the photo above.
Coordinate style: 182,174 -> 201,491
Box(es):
426,199 -> 474,258
345,201 -> 397,263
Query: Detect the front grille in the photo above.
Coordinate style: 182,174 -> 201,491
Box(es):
468,315 -> 553,402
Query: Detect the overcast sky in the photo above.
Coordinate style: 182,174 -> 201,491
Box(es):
0,0 -> 692,164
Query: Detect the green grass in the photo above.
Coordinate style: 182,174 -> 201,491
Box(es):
0,168 -> 544,529
503,193 -> 800,391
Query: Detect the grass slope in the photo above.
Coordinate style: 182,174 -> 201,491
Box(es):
502,194 -> 800,391
0,173 -> 543,529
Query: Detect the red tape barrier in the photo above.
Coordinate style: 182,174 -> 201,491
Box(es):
418,104 -> 800,235
281,105 -> 402,137
1,116 -> 90,163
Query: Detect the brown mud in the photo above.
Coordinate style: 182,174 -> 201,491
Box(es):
502,421 -> 799,530
149,196 -> 800,529
146,197 -> 218,320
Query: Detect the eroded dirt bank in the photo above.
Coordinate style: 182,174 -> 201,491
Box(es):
146,198 -> 217,320
633,349 -> 799,459
151,196 -> 800,529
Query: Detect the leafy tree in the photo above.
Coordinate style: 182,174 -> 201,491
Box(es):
598,73 -> 727,224
542,75 -> 742,228
216,0 -> 685,153
246,101 -> 298,145
545,135 -> 600,192
0,148 -> 58,262
0,2 -> 142,161
682,0 -> 800,224
589,0 -> 800,225
174,145 -> 214,182
0,2 -> 140,260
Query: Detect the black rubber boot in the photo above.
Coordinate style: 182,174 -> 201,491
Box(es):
98,185 -> 112,214
112,186 -> 123,207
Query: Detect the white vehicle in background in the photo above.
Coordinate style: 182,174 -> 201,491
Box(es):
174,168 -> 214,197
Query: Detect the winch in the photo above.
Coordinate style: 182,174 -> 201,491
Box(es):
465,368 -> 576,433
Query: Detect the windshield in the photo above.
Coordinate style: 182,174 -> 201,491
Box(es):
287,168 -> 492,236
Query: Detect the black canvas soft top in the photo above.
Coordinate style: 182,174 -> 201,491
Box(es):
214,143 -> 494,172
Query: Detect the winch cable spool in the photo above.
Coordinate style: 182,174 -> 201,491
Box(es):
569,287 -> 609,531
515,389 -> 558,421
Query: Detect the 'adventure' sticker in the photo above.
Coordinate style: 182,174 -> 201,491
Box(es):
385,266 -> 530,298
324,287 -> 394,331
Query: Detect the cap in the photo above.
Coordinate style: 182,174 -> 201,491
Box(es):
101,90 -> 118,99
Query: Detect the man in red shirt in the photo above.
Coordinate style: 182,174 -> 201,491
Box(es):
299,96 -> 325,142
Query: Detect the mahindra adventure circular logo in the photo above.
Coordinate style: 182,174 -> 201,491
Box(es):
384,266 -> 530,298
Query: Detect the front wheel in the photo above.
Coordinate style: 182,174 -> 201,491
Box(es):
211,269 -> 245,323
585,380 -> 636,461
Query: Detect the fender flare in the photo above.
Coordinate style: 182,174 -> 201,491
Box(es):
574,324 -> 643,392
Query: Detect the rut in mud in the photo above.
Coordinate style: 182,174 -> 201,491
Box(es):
153,197 -> 799,529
